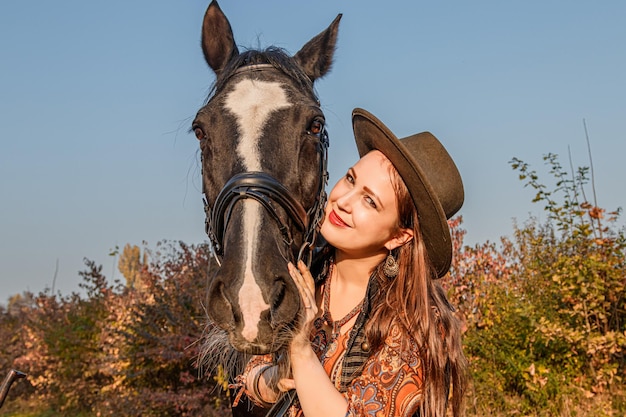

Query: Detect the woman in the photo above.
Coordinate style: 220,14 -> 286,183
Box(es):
239,108 -> 467,417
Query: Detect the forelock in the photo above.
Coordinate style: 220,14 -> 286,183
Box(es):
207,47 -> 315,103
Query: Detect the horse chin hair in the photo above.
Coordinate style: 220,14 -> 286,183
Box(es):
265,316 -> 307,388
197,317 -> 303,393
198,322 -> 249,384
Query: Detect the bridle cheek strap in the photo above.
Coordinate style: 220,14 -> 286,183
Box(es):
204,127 -> 329,267
212,171 -> 308,250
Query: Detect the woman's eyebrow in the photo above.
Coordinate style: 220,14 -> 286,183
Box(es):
352,167 -> 384,209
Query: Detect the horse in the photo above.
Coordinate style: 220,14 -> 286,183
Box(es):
194,0 -> 341,371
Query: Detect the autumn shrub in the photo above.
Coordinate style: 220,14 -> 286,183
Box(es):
447,152 -> 626,416
3,244 -> 230,417
9,261 -> 117,414
0,293 -> 36,408
446,221 -> 548,414
511,154 -> 625,393
98,241 -> 229,417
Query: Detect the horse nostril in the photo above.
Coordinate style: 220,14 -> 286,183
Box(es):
269,275 -> 300,324
270,279 -> 286,312
208,281 -> 235,329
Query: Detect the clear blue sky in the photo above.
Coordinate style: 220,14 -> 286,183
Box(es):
1,1 -> 625,304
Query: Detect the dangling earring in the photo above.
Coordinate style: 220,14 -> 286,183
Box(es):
383,250 -> 399,278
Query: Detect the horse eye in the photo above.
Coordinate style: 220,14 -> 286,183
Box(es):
194,127 -> 206,141
309,119 -> 323,135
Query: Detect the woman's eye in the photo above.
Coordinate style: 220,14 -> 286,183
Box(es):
193,127 -> 206,141
365,196 -> 377,209
345,173 -> 354,184
309,119 -> 324,135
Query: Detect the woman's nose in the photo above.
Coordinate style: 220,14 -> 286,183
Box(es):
335,191 -> 354,212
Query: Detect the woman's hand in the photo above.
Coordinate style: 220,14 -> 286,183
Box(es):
286,261 -> 350,416
287,261 -> 318,350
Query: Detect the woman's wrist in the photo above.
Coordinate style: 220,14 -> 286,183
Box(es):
246,364 -> 278,406
289,335 -> 318,363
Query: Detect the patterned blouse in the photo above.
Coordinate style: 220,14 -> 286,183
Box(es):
242,314 -> 424,417
313,317 -> 424,417
236,257 -> 426,417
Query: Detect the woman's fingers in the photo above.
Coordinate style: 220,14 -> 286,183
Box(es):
288,262 -> 312,302
277,378 -> 295,392
288,262 -> 317,320
297,260 -> 315,291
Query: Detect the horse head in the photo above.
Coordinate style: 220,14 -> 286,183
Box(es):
194,1 -> 340,355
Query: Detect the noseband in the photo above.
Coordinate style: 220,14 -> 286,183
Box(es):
202,65 -> 329,267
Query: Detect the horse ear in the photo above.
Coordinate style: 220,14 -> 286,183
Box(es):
201,0 -> 240,74
294,14 -> 342,82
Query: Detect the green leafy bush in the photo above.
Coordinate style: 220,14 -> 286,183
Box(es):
446,152 -> 626,416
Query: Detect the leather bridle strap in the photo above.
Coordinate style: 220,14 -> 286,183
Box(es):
211,171 -> 309,255
298,126 -> 328,265
203,125 -> 328,268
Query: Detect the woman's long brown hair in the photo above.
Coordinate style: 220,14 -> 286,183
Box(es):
365,166 -> 468,417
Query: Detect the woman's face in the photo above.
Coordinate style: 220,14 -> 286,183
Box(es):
320,150 -> 412,257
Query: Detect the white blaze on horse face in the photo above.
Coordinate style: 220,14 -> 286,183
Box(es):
225,79 -> 291,170
225,78 -> 291,342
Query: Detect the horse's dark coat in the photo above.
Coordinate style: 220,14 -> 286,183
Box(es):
194,0 -> 341,355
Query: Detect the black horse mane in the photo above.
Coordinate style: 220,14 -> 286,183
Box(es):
207,47 -> 317,103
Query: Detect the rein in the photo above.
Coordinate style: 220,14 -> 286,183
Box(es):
202,65 -> 329,267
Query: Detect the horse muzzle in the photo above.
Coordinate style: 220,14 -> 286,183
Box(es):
206,250 -> 300,354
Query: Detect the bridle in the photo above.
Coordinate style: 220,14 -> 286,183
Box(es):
202,65 -> 329,267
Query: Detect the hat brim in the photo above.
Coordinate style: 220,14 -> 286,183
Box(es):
351,108 -> 452,278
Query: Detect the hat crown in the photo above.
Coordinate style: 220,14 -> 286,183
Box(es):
398,132 -> 464,220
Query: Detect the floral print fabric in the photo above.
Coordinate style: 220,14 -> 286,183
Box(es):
239,319 -> 424,417
318,320 -> 424,417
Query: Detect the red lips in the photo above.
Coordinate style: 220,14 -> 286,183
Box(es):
328,210 -> 349,227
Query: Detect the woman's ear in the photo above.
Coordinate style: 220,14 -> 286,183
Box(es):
385,227 -> 414,251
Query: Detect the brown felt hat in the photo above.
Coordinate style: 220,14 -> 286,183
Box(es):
352,108 -> 464,278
